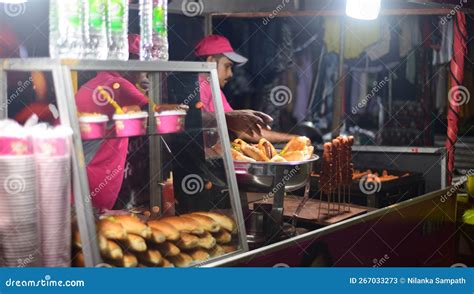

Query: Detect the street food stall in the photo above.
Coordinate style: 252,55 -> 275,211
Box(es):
0,0 -> 472,268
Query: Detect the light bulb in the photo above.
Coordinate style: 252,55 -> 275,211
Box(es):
346,0 -> 381,20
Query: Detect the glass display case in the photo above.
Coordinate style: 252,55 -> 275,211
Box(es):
0,58 -> 248,267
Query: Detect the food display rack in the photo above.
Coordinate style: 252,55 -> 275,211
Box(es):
0,58 -> 248,267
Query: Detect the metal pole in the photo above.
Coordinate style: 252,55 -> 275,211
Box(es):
331,16 -> 345,138
149,72 -> 163,212
204,14 -> 213,36
209,68 -> 249,251
58,64 -> 101,267
0,66 -> 7,119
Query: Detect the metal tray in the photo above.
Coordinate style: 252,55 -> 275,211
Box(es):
234,155 -> 319,192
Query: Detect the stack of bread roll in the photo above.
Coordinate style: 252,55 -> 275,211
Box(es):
72,212 -> 238,268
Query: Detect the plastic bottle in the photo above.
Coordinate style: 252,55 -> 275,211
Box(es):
152,0 -> 168,60
139,0 -> 168,61
139,0 -> 153,61
84,0 -> 108,59
49,0 -> 85,59
48,0 -> 58,58
106,0 -> 129,60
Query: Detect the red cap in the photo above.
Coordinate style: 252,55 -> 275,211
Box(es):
195,35 -> 248,65
128,34 -> 140,55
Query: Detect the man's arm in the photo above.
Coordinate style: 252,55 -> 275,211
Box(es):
233,128 -> 296,143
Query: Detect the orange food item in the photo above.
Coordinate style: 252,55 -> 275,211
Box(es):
195,101 -> 204,109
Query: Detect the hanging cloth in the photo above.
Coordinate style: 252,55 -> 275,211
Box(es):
323,17 -> 380,60
433,18 -> 454,65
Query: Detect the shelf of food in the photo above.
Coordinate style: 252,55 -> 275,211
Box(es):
72,212 -> 240,268
0,58 -> 248,268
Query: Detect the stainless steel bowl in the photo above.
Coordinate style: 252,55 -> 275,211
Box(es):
234,155 -> 319,192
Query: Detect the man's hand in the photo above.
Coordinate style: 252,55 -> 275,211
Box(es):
225,109 -> 273,136
154,104 -> 190,112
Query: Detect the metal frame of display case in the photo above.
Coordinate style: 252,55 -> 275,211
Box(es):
0,58 -> 248,267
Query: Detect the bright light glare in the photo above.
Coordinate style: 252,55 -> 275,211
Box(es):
346,0 -> 381,20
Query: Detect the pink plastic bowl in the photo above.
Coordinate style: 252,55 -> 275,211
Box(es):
154,110 -> 186,134
79,115 -> 109,140
113,112 -> 148,137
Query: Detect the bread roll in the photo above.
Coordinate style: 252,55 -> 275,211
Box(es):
72,230 -> 82,248
221,244 -> 238,253
231,149 -> 256,162
161,258 -> 174,268
182,214 -> 220,233
197,232 -> 216,249
136,249 -> 162,266
121,234 -> 147,252
282,136 -> 311,154
168,253 -> 193,268
108,253 -> 138,267
161,216 -> 204,235
147,220 -> 180,241
101,240 -> 124,260
192,212 -> 237,234
269,155 -> 287,162
155,242 -> 181,257
282,150 -> 306,161
121,253 -> 138,267
213,229 -> 232,244
98,234 -> 108,252
148,228 -> 166,244
258,138 -> 277,160
187,248 -> 210,262
112,215 -> 151,238
176,233 -> 199,250
241,143 -> 268,161
208,245 -> 226,257
97,219 -> 127,240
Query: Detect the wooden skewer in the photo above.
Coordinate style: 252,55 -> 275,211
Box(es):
318,190 -> 323,220
337,186 -> 341,214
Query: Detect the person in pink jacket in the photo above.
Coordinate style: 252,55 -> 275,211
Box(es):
75,34 -> 150,210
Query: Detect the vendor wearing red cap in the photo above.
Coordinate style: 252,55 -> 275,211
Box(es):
75,34 -> 151,210
195,34 -> 295,142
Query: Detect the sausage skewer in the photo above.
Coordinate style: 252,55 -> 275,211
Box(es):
318,142 -> 332,219
347,136 -> 354,212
